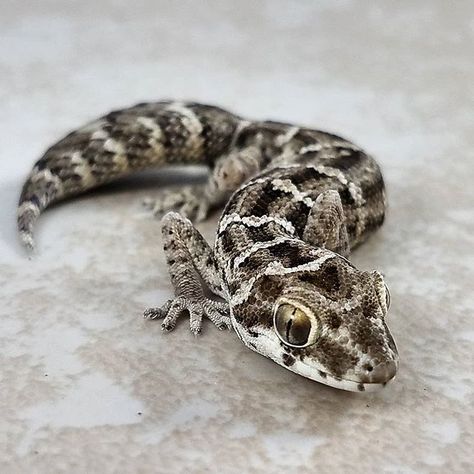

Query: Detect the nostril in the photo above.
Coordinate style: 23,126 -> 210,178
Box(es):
358,361 -> 397,383
370,361 -> 397,383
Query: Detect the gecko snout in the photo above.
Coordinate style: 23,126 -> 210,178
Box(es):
358,359 -> 398,384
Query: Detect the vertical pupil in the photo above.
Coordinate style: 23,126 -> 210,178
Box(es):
276,304 -> 312,346
285,317 -> 293,341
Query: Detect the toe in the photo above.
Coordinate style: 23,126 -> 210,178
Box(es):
143,307 -> 164,319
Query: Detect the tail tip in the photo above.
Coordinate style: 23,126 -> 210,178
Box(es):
19,230 -> 36,256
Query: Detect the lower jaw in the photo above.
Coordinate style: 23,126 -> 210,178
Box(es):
290,359 -> 395,392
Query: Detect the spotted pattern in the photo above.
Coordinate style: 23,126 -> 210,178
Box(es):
17,101 -> 398,392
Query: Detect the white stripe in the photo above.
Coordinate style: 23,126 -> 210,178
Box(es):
165,102 -> 204,150
136,117 -> 163,140
136,116 -> 166,158
331,140 -> 361,151
70,151 -> 95,187
17,201 -> 40,217
299,143 -> 322,154
91,128 -> 109,140
309,165 -> 365,206
232,236 -> 296,270
230,119 -> 252,148
231,276 -> 257,305
219,213 -> 295,235
275,126 -> 300,147
102,139 -> 129,173
230,250 -> 336,305
103,138 -> 125,154
348,182 -> 365,205
32,169 -> 64,197
263,252 -> 335,276
271,178 -> 314,207
268,163 -> 349,187
313,165 -> 348,185
79,119 -> 106,133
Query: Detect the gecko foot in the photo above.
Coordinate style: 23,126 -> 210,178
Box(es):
142,186 -> 210,222
144,296 -> 231,335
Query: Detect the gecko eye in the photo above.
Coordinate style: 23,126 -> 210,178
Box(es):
274,303 -> 317,347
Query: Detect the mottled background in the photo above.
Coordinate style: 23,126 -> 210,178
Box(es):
1,1 -> 473,473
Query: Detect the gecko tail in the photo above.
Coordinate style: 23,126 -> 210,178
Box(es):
17,170 -> 62,254
16,101 -> 244,254
17,200 -> 39,254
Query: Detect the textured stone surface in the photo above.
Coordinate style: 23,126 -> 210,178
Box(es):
1,1 -> 473,472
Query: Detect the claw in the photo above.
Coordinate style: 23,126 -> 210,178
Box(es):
161,322 -> 174,332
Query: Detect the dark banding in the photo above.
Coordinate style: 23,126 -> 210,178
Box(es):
330,149 -> 364,171
298,263 -> 341,294
154,110 -> 189,155
28,195 -> 41,208
243,224 -> 278,243
288,166 -> 322,186
234,123 -> 266,149
293,128 -> 324,147
197,116 -> 214,157
339,187 -> 356,206
237,251 -> 272,274
361,168 -> 385,200
189,104 -> 240,162
282,352 -> 296,367
219,231 -> 235,255
266,241 -> 315,268
34,157 -> 49,171
17,101 -> 393,396
284,201 -> 310,236
249,182 -> 286,218
314,335 -> 359,378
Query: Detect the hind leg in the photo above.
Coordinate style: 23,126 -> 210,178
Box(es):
143,185 -> 212,222
142,144 -> 263,222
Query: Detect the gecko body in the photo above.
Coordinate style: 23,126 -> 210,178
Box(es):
18,101 -> 398,392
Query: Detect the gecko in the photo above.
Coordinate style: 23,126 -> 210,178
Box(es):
17,101 -> 399,392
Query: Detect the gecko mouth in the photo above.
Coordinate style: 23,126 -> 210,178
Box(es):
238,322 -> 398,393
294,358 -> 398,393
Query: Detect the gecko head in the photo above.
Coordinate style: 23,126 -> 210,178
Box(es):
238,253 -> 399,392
269,258 -> 399,392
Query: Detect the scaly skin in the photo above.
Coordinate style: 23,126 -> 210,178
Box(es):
18,101 -> 398,392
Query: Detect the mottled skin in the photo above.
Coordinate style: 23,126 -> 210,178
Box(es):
18,101 -> 399,392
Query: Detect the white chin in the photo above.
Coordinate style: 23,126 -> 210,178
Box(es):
290,358 -> 393,392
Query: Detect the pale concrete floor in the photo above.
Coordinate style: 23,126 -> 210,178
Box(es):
1,1 -> 473,472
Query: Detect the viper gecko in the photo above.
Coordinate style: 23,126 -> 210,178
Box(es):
18,101 -> 399,392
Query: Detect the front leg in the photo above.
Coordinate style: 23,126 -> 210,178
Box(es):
143,212 -> 231,334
